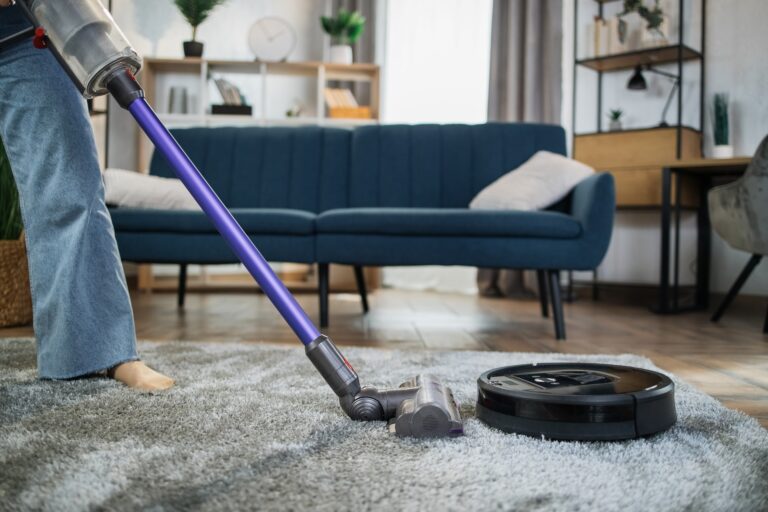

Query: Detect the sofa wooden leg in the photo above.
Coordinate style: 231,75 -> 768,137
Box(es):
319,263 -> 329,328
592,268 -> 600,301
177,264 -> 188,308
547,270 -> 566,340
536,270 -> 549,318
353,265 -> 369,314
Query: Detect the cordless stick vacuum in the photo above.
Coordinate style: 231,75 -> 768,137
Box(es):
9,0 -> 462,438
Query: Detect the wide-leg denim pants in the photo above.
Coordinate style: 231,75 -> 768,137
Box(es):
0,40 -> 138,378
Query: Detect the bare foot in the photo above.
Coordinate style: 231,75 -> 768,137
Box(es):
109,361 -> 175,391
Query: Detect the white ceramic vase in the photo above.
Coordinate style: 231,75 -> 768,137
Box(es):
609,120 -> 623,131
712,145 -> 734,159
329,44 -> 353,65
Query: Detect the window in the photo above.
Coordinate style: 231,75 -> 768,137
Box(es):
382,0 -> 493,124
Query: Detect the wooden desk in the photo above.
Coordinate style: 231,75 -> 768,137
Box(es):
574,127 -> 703,207
656,157 -> 752,314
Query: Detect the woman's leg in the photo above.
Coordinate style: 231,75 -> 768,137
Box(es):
0,40 -> 172,388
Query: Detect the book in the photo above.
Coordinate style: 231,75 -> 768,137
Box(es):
593,16 -> 609,56
214,78 -> 244,106
324,88 -> 359,109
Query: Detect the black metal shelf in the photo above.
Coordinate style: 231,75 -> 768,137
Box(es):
572,0 -> 706,156
576,44 -> 701,72
574,124 -> 700,138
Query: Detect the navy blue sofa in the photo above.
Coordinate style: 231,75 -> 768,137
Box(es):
110,123 -> 615,339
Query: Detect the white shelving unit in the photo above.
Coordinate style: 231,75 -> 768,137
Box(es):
136,57 -> 380,168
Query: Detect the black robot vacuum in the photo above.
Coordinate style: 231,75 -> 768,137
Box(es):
477,363 -> 677,441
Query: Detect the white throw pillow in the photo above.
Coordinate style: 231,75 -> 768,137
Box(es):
469,151 -> 594,211
103,168 -> 200,210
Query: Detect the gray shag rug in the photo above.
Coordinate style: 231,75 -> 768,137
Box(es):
1,338 -> 767,512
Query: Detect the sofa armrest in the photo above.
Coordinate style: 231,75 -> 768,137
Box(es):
568,173 -> 616,268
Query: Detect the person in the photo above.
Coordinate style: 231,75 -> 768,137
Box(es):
0,2 -> 174,390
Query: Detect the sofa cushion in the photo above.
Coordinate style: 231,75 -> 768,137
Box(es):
115,232 -> 316,264
150,126 -> 351,212
349,123 -> 567,209
317,208 -> 581,238
104,169 -> 199,210
317,234 -> 597,269
110,208 -> 315,235
469,151 -> 594,211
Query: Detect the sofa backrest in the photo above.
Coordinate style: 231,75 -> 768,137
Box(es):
150,126 -> 351,212
150,123 -> 566,212
348,123 -> 567,208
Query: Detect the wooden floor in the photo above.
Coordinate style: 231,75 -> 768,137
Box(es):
2,286 -> 767,427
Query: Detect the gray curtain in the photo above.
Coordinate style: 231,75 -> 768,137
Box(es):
478,0 -> 563,298
330,0 -> 376,105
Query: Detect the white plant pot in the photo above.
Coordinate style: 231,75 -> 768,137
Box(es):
712,145 -> 734,159
609,120 -> 623,131
329,44 -> 353,65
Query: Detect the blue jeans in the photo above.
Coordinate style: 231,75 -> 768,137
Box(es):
0,40 -> 138,378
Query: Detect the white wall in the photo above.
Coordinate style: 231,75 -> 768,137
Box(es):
564,0 -> 768,296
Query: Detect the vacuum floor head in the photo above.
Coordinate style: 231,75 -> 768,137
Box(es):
305,336 -> 463,438
477,363 -> 676,441
385,374 -> 464,438
348,375 -> 464,438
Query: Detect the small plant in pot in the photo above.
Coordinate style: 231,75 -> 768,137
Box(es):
0,139 -> 32,327
607,109 -> 624,131
320,9 -> 366,65
711,93 -> 733,158
174,0 -> 228,58
619,0 -> 666,47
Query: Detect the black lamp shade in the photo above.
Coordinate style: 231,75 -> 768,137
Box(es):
627,65 -> 647,90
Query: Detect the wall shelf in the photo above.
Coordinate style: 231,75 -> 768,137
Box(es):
572,0 -> 707,209
576,44 -> 702,72
572,0 -> 706,155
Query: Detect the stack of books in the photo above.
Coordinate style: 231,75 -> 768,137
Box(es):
324,88 -> 371,119
211,78 -> 252,116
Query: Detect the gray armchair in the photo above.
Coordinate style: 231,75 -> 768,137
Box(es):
708,135 -> 768,333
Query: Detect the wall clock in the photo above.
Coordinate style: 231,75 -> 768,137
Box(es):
248,17 -> 297,62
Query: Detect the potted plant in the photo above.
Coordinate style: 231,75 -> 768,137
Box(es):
618,0 -> 666,48
712,93 -> 733,158
607,109 -> 624,131
320,9 -> 366,65
174,0 -> 228,58
0,139 -> 32,327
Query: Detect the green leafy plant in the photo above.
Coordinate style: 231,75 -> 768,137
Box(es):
320,9 -> 366,45
0,139 -> 23,241
619,0 -> 664,42
174,0 -> 228,41
712,93 -> 730,146
608,109 -> 624,121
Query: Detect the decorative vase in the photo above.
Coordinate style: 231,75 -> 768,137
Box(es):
609,120 -> 623,131
642,26 -> 669,48
183,41 -> 204,58
329,44 -> 353,65
0,236 -> 32,327
620,11 -> 643,51
712,145 -> 734,159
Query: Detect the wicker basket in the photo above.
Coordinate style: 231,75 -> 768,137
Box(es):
0,235 -> 33,327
